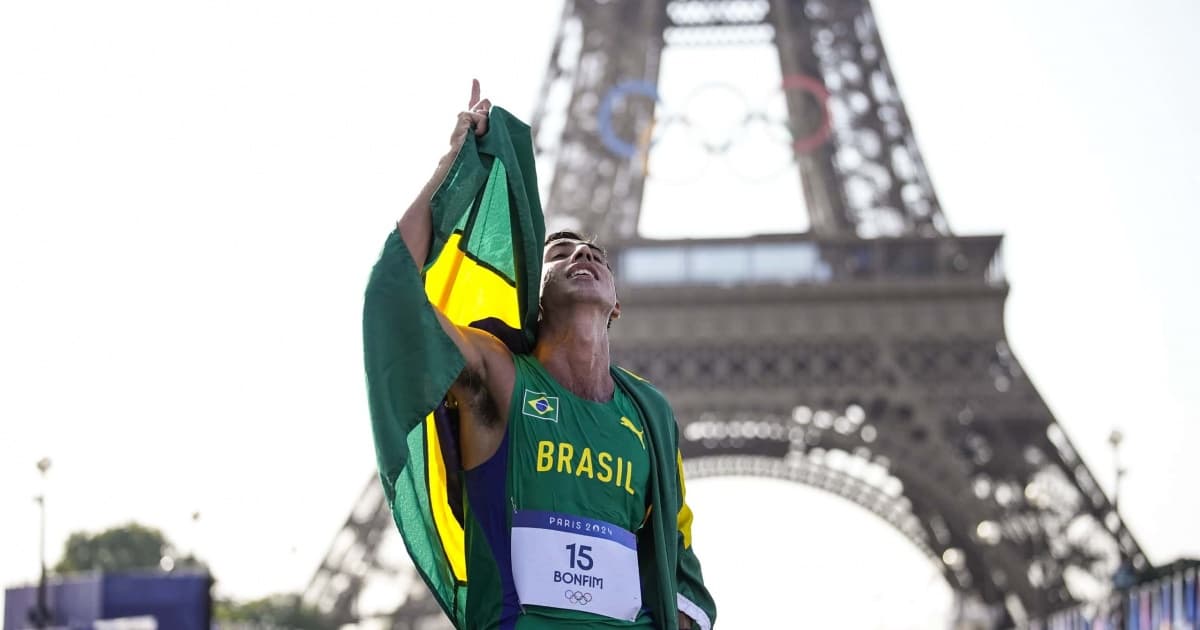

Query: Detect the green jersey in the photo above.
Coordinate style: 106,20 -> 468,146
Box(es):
463,354 -> 656,629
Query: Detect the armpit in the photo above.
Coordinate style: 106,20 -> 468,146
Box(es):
450,367 -> 501,427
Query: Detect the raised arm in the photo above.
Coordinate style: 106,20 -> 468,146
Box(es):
385,79 -> 514,467
397,79 -> 491,268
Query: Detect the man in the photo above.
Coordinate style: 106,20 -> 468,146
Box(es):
365,80 -> 715,630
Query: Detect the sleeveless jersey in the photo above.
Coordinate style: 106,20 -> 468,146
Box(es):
463,354 -> 656,629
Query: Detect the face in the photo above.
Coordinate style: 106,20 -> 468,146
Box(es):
540,238 -> 620,320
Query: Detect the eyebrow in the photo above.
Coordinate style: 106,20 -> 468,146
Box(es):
545,241 -> 607,258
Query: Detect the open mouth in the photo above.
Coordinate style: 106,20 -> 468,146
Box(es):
568,269 -> 596,280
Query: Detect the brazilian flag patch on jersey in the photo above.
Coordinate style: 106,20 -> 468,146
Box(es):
522,389 -> 559,422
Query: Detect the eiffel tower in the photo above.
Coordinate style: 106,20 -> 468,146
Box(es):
305,1 -> 1148,627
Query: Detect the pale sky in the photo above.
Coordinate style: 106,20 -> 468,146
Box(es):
2,1 -> 1198,628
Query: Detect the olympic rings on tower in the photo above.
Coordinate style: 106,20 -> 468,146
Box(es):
596,74 -> 833,183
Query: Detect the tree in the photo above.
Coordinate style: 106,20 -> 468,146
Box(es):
214,593 -> 332,630
54,522 -> 205,573
53,522 -> 333,628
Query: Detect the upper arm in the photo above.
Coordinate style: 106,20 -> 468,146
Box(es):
433,309 -> 516,469
432,308 -> 515,403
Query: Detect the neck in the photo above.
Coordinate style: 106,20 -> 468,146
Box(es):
534,307 -> 613,402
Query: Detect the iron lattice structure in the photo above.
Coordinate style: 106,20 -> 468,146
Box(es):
306,1 -> 1147,627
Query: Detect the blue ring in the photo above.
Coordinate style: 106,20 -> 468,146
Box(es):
597,80 -> 662,160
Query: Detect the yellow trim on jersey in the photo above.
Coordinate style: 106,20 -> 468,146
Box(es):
677,450 -> 694,549
618,366 -> 651,383
425,413 -> 467,582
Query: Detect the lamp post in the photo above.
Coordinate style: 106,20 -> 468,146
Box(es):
1108,428 -> 1135,617
33,457 -> 52,629
1108,429 -> 1126,513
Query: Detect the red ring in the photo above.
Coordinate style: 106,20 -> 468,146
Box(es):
781,74 -> 833,154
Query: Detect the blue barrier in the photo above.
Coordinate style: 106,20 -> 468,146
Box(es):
3,571 -> 211,630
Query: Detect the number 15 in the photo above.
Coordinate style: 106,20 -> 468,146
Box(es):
566,543 -> 594,571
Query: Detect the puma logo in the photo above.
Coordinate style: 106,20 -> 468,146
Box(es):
620,416 -> 645,449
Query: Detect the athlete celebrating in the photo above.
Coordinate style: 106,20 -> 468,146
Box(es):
365,80 -> 715,630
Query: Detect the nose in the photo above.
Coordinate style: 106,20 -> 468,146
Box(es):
570,243 -> 598,264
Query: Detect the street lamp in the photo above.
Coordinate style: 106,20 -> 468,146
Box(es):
32,457 -> 52,629
1108,429 -> 1135,596
1108,429 -> 1126,513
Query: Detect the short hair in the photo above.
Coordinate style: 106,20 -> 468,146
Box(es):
544,230 -> 609,267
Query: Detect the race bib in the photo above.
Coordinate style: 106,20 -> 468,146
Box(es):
511,510 -> 642,621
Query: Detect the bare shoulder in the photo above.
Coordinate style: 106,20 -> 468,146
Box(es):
460,327 -> 514,379
458,326 -> 516,409
430,307 -> 516,405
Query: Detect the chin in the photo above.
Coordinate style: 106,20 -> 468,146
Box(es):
547,287 -> 615,312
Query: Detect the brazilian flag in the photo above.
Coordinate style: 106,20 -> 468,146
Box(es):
362,106 -> 544,625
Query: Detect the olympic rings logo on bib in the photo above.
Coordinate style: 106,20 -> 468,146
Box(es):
564,590 -> 593,605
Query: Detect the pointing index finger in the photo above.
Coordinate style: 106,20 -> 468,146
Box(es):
469,79 -> 480,109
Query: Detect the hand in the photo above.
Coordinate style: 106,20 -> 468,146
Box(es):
677,612 -> 693,629
449,78 -> 491,152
